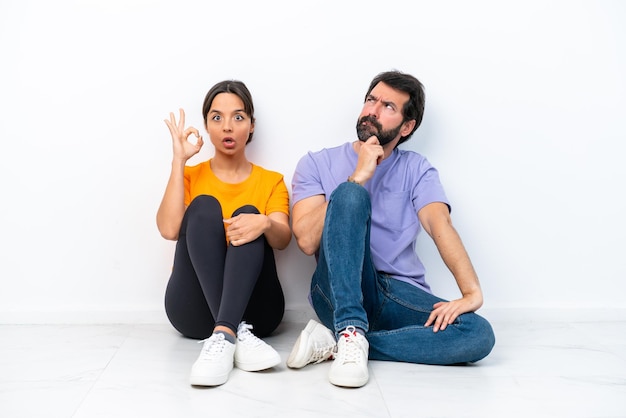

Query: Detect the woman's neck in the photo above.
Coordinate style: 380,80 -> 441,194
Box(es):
210,154 -> 252,184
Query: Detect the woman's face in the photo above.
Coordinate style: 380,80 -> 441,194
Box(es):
205,92 -> 254,154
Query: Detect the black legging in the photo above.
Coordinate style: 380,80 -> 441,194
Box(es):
164,195 -> 285,339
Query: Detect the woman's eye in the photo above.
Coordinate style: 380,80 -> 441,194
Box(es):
212,115 -> 221,121
235,114 -> 244,121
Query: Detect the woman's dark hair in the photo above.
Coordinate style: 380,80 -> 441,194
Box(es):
365,70 -> 425,146
202,80 -> 256,144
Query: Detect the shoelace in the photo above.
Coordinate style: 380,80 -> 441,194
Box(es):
310,340 -> 336,363
237,322 -> 264,347
197,333 -> 227,360
337,326 -> 363,364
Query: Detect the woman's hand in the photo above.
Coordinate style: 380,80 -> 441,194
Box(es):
164,108 -> 204,161
224,213 -> 271,246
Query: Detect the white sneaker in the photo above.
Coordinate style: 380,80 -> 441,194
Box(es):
235,322 -> 281,372
287,319 -> 336,369
190,333 -> 235,386
328,326 -> 369,388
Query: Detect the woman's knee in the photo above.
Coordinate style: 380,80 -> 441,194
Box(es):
188,195 -> 221,214
185,195 -> 223,226
232,205 -> 260,217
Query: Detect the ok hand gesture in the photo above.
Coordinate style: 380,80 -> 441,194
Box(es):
164,108 -> 204,161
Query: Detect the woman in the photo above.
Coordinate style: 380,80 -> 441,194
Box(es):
157,80 -> 291,386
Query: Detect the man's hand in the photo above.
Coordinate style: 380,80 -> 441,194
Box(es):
350,136 -> 384,184
418,202 -> 485,332
424,293 -> 483,332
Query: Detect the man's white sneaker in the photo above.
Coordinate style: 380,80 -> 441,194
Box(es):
287,319 -> 336,369
235,322 -> 281,372
190,333 -> 235,386
328,326 -> 369,388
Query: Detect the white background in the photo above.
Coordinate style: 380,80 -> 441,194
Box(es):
1,0 -> 624,323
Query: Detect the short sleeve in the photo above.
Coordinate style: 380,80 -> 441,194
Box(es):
265,174 -> 290,216
291,152 -> 323,204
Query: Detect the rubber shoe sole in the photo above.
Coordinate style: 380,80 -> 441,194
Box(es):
235,351 -> 281,372
287,319 -> 335,369
328,367 -> 369,388
190,371 -> 230,387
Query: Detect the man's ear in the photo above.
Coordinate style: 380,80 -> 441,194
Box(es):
401,119 -> 416,137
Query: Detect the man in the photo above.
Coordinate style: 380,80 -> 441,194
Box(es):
286,70 -> 495,388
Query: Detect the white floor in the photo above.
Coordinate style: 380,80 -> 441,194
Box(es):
1,315 -> 625,418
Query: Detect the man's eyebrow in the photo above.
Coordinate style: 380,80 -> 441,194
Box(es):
382,100 -> 396,109
367,94 -> 396,109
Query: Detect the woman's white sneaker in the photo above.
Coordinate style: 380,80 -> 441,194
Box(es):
190,333 -> 235,386
235,322 -> 281,372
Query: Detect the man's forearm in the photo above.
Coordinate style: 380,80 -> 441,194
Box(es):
293,201 -> 328,256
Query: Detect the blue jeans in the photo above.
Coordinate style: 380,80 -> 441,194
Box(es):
311,182 -> 495,364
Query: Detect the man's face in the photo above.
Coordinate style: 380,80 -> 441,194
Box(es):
356,82 -> 410,146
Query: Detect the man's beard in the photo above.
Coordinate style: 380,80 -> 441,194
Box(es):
356,115 -> 403,146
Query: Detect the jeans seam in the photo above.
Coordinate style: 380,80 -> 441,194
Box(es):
382,282 -> 433,315
377,277 -> 463,329
311,284 -> 333,313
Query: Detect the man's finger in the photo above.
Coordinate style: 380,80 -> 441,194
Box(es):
366,136 -> 379,145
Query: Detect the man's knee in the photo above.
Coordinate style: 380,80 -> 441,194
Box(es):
328,182 -> 370,215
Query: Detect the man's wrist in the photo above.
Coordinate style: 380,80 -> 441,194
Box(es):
347,175 -> 362,185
